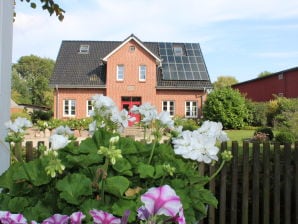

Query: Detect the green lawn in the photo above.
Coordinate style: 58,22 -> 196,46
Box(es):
225,129 -> 255,142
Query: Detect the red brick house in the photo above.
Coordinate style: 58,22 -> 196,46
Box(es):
50,34 -> 212,121
232,67 -> 298,102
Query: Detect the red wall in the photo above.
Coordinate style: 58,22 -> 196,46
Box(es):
233,69 -> 298,102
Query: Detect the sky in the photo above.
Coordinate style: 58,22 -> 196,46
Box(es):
12,0 -> 298,82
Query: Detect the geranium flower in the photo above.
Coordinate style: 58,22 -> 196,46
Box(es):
197,120 -> 229,142
52,126 -> 73,136
49,134 -> 69,150
131,103 -> 157,124
157,111 -> 174,129
42,214 -> 69,224
89,210 -> 121,224
0,211 -> 27,224
137,185 -> 183,221
5,117 -> 32,133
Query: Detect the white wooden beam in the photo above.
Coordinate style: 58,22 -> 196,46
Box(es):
0,0 -> 14,175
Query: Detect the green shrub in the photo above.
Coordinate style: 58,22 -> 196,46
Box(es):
275,131 -> 295,144
247,101 -> 268,126
203,87 -> 250,129
30,110 -> 53,123
174,117 -> 199,131
254,127 -> 274,140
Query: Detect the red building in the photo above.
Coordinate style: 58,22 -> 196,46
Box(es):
232,67 -> 298,102
50,34 -> 212,120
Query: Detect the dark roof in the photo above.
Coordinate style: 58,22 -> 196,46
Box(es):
50,35 -> 212,90
232,66 -> 298,87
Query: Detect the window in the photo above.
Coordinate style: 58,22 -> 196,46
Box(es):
86,100 -> 94,117
162,101 -> 175,116
63,100 -> 76,117
117,65 -> 124,81
173,46 -> 183,56
185,101 -> 198,118
79,45 -> 89,54
139,65 -> 146,81
129,45 -> 135,52
278,74 -> 283,80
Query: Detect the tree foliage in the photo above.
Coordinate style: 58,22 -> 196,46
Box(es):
203,87 -> 250,129
18,0 -> 65,21
258,71 -> 271,78
212,76 -> 238,89
12,55 -> 55,107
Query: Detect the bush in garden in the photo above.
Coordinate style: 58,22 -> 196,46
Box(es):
174,116 -> 199,131
275,131 -> 295,144
30,110 -> 53,124
0,94 -> 232,223
203,87 -> 250,129
254,127 -> 274,141
247,101 -> 268,127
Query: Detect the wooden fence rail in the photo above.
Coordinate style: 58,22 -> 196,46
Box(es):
23,140 -> 298,224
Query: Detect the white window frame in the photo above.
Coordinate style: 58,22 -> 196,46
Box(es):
185,101 -> 198,118
86,99 -> 94,117
117,65 -> 124,81
173,46 -> 183,56
63,99 -> 76,117
79,45 -> 89,54
139,65 -> 146,81
162,101 -> 175,116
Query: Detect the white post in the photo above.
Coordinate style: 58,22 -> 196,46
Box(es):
0,0 -> 14,175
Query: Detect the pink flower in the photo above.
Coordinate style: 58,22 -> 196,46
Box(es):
138,185 -> 183,220
0,211 -> 27,224
89,210 -> 121,224
69,212 -> 85,224
42,214 -> 69,224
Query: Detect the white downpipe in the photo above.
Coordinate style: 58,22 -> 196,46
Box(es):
0,0 -> 14,175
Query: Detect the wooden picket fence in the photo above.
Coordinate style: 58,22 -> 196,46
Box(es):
200,141 -> 298,224
22,140 -> 298,224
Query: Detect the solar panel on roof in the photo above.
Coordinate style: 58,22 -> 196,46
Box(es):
158,42 -> 209,81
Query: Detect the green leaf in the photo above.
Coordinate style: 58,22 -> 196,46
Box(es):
80,199 -> 107,215
76,137 -> 98,154
8,197 -> 30,212
118,137 -> 138,154
136,163 -> 154,178
56,173 -> 92,205
66,153 -> 103,168
105,176 -> 130,197
153,165 -> 165,179
112,199 -> 139,223
23,201 -> 53,223
112,158 -> 132,176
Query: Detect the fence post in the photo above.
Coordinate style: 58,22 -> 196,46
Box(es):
230,141 -> 238,224
242,141 -> 250,224
263,142 -> 270,224
208,165 -> 216,224
273,143 -> 280,224
219,142 -> 227,224
25,141 -> 34,162
252,142 -> 260,224
284,143 -> 292,224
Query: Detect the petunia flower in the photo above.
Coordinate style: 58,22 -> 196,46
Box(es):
69,211 -> 85,224
89,210 -> 121,224
42,214 -> 69,224
0,211 -> 27,224
137,185 -> 183,221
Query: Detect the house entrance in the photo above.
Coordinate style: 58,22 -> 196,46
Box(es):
121,96 -> 141,126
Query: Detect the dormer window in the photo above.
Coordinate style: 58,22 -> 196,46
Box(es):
129,45 -> 136,52
173,46 -> 183,56
79,45 -> 89,54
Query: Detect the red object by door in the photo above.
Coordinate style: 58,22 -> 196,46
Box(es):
121,97 -> 141,126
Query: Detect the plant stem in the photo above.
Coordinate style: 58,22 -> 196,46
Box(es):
147,140 -> 157,165
209,160 -> 226,182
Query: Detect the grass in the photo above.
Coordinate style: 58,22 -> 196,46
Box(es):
225,129 -> 255,143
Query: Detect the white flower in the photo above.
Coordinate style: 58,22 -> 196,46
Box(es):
89,121 -> 97,135
198,121 -> 229,142
5,117 -> 32,133
92,94 -> 116,110
157,111 -> 174,129
50,134 -> 69,150
172,129 -> 220,164
131,103 -> 157,125
53,125 -> 73,136
109,136 -> 120,144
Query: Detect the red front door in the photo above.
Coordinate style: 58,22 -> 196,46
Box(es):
121,97 -> 141,126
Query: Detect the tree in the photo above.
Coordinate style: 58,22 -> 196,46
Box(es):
17,0 -> 65,21
258,71 -> 271,78
213,76 -> 238,89
12,55 -> 55,107
203,87 -> 250,129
